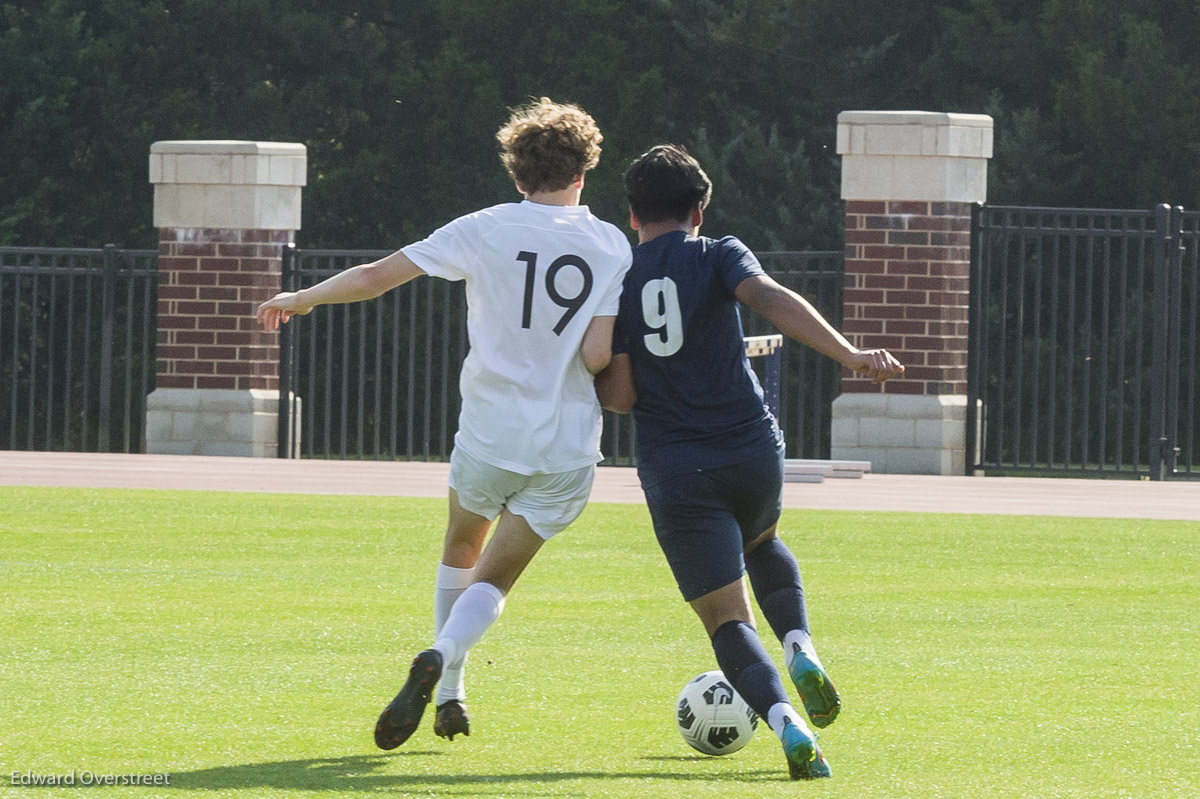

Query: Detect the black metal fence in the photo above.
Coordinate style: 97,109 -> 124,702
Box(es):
277,247 -> 467,462
15,209 -> 1193,481
746,252 -> 845,460
277,247 -> 845,464
0,245 -> 157,453
968,204 -> 1198,479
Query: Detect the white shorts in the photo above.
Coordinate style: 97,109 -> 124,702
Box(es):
448,447 -> 596,540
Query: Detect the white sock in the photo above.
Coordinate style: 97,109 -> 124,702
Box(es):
783,630 -> 822,670
434,564 -> 474,704
766,702 -> 808,740
432,581 -> 506,673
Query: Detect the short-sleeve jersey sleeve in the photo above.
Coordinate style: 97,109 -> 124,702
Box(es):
400,213 -> 483,282
611,269 -> 637,356
716,236 -> 766,296
596,248 -> 632,316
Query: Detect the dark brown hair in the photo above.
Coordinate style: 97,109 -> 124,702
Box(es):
624,144 -> 712,224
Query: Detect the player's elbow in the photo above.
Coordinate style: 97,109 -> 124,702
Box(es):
358,265 -> 396,299
581,341 -> 612,376
594,363 -> 636,413
737,275 -> 797,325
584,352 -> 611,376
601,393 -> 635,414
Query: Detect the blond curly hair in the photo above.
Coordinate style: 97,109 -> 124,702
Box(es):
496,97 -> 603,194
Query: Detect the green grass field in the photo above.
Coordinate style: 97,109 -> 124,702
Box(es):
2,485 -> 1197,798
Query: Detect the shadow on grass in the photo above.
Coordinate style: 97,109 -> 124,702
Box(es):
169,753 -> 781,791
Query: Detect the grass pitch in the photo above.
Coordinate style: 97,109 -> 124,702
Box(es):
1,485 -> 1197,798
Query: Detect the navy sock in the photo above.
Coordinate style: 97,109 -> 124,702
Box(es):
709,620 -> 789,720
744,538 -> 809,642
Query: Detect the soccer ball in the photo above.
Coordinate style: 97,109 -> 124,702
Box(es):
675,670 -> 758,755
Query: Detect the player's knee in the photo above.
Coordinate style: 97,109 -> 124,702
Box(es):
743,524 -> 779,555
690,579 -> 755,637
442,528 -> 487,566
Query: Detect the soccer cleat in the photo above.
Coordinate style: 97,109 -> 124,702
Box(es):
788,644 -> 841,728
374,649 -> 443,750
782,720 -> 832,780
433,699 -> 470,740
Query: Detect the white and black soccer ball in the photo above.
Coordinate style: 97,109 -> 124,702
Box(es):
675,670 -> 758,755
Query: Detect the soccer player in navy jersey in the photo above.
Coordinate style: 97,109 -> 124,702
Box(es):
596,144 -> 903,779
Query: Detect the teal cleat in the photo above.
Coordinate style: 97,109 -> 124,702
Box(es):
781,720 -> 832,780
788,644 -> 841,728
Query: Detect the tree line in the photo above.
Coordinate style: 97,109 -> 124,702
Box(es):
3,0 -> 1198,252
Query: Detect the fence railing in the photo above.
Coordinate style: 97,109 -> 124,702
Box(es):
747,251 -> 845,461
277,247 -> 466,461
968,204 -> 1198,479
277,247 -> 845,464
17,211 -> 1192,481
0,245 -> 157,453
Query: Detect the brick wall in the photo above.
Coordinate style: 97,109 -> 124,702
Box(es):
841,200 -> 972,396
155,228 -> 290,391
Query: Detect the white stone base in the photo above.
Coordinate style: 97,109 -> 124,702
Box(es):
832,393 -> 967,475
145,388 -> 300,458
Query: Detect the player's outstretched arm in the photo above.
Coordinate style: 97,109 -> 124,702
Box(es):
595,353 -> 636,413
256,250 -> 426,331
736,274 -> 904,384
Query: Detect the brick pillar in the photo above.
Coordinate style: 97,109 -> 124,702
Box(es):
833,112 -> 992,474
145,141 -> 305,457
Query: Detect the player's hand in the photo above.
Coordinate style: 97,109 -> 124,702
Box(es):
256,292 -> 314,332
844,348 -> 904,384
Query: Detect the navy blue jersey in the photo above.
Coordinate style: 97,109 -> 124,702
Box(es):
613,231 -> 782,482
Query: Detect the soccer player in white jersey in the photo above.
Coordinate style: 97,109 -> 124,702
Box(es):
256,98 -> 632,748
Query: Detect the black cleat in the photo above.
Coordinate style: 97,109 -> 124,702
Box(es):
374,649 -> 443,750
433,699 -> 470,740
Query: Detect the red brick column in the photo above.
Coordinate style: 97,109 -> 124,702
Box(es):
833,112 -> 991,474
156,228 -> 290,391
841,200 -> 971,396
145,140 -> 305,457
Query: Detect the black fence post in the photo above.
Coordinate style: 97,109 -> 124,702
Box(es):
1149,205 -> 1172,480
965,202 -> 984,475
97,244 -> 117,452
276,243 -> 294,458
1166,206 -> 1185,475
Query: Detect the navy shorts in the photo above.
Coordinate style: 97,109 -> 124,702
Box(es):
642,445 -> 784,602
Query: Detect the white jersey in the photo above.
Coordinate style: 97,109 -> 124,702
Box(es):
403,200 -> 631,475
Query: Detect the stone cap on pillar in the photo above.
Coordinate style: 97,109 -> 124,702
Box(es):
150,140 -> 307,230
837,111 -> 993,203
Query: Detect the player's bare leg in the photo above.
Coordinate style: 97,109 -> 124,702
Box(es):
688,573 -> 755,636
376,509 -> 544,749
432,491 -> 493,739
442,490 -> 492,568
435,507 -> 545,740
467,508 -> 545,593
425,511 -> 543,739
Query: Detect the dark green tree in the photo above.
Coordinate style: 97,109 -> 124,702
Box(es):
4,0 -> 1200,248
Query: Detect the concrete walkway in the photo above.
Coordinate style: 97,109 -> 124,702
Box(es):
2,450 -> 1198,521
